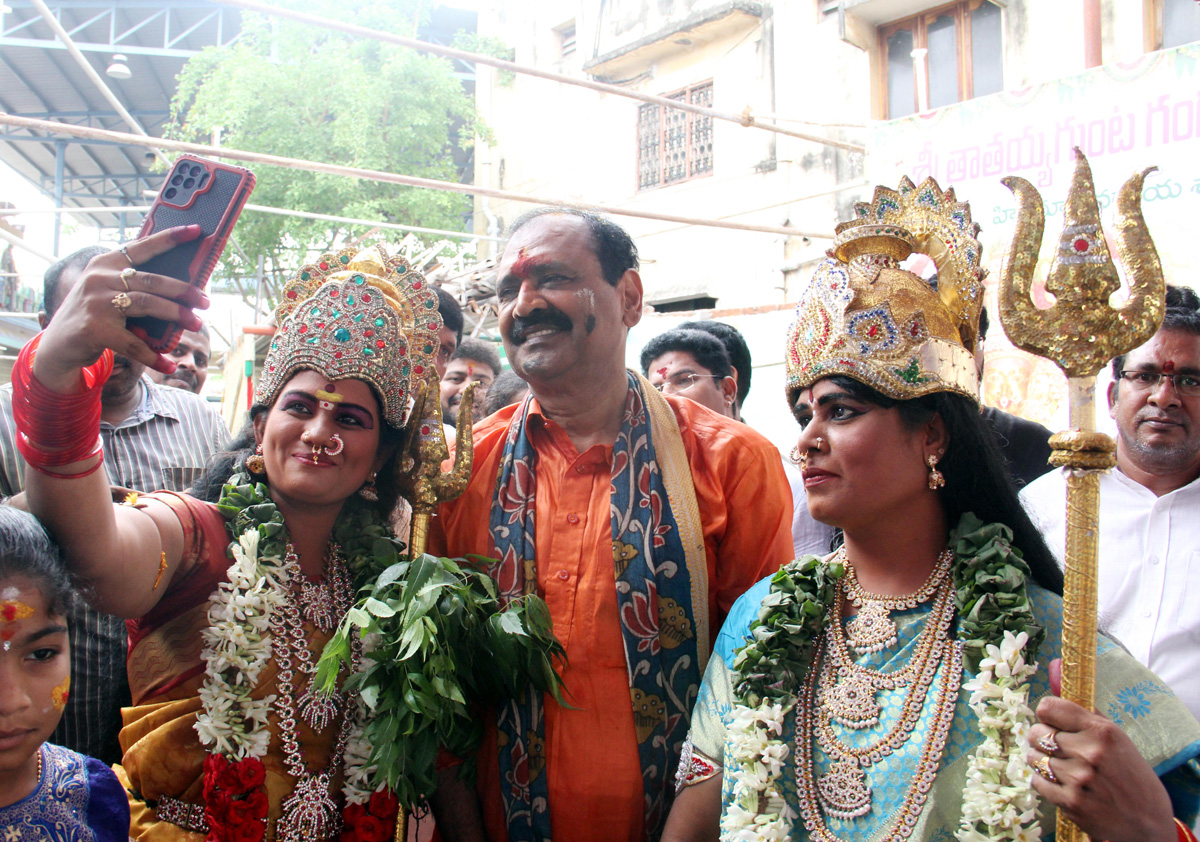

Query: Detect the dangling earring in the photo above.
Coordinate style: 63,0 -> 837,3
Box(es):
358,472 -> 379,502
246,444 -> 266,476
926,453 -> 945,490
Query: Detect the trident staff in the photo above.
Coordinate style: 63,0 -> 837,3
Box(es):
998,148 -> 1165,842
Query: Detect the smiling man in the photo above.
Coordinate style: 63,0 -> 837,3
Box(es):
148,323 -> 211,395
440,338 -> 500,425
1022,284 -> 1200,719
428,207 -> 793,842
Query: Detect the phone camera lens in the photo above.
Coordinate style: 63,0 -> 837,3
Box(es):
171,175 -> 183,186
183,177 -> 196,189
165,187 -> 178,199
189,166 -> 203,177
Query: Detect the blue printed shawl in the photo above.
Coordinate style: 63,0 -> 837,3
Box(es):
488,373 -> 703,842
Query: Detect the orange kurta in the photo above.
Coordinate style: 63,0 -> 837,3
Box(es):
428,392 -> 794,842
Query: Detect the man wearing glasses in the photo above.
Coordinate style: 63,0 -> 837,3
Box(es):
1022,284 -> 1200,719
640,328 -> 738,418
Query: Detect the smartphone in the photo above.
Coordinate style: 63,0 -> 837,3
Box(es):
128,155 -> 256,352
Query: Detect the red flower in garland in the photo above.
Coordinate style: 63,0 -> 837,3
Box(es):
203,755 -> 268,842
340,790 -> 398,842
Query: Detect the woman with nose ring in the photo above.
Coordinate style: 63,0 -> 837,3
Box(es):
16,233 -> 561,841
664,181 -> 1200,842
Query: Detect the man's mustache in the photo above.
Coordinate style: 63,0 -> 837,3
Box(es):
509,309 -> 572,344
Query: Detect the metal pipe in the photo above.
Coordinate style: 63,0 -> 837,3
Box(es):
0,114 -> 828,238
214,0 -> 865,154
0,202 -> 506,242
0,225 -> 56,263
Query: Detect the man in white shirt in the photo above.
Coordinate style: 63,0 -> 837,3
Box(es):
1021,285 -> 1200,720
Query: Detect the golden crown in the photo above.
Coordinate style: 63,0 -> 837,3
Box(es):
255,245 -> 442,428
785,177 -> 986,404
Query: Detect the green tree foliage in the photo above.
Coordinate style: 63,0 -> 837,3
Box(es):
166,0 -> 477,284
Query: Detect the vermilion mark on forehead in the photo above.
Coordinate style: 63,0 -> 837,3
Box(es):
657,367 -> 669,378
511,247 -> 544,279
1163,360 -> 1176,373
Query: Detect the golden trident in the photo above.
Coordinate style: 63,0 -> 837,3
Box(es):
998,148 -> 1164,842
392,374 -> 476,842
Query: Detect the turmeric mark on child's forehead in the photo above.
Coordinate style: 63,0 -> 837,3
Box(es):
1,600 -> 34,624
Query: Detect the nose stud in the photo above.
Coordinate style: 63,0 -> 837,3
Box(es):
301,431 -> 343,464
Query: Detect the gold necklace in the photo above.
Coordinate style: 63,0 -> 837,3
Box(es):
821,576 -> 955,731
839,547 -> 953,655
795,569 -> 961,836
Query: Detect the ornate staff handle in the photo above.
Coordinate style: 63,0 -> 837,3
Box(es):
998,148 -> 1164,842
392,375 -> 476,840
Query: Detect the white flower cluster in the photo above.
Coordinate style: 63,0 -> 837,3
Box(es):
957,631 -> 1041,842
720,702 -> 798,842
342,633 -> 383,805
195,530 -> 287,759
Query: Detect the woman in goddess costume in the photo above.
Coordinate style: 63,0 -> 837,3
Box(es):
662,182 -> 1200,842
15,225 -> 543,842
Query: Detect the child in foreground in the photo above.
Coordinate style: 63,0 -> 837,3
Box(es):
0,505 -> 129,841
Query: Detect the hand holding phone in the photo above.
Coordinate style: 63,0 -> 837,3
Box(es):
127,155 -> 255,352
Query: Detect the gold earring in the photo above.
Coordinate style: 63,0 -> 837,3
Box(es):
245,444 -> 266,476
927,453 -> 945,490
358,472 -> 379,502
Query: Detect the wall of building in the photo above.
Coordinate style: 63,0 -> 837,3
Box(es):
475,0 -> 1196,440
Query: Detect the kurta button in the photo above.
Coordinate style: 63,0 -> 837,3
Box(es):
567,513 -> 580,524
557,569 -> 570,581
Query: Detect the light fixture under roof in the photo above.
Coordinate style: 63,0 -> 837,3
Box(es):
106,54 -> 131,80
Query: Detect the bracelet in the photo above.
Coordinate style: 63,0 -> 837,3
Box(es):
1177,819 -> 1198,842
23,449 -> 105,481
11,333 -> 113,468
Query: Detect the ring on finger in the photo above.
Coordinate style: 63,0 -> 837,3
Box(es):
120,266 -> 136,291
120,245 -> 135,268
111,291 -> 133,313
1032,754 -> 1058,783
1037,728 -> 1060,755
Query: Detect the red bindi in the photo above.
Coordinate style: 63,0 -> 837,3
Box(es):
1163,361 -> 1176,374
657,367 -> 669,378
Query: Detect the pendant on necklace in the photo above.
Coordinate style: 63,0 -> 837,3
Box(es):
818,758 -> 873,820
300,578 -> 338,633
298,684 -> 342,731
277,771 -> 342,842
824,672 -> 881,730
845,601 -> 898,655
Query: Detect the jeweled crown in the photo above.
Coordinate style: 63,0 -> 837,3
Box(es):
255,245 -> 441,428
785,177 -> 986,404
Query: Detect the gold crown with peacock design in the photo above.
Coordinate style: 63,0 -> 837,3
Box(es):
785,177 -> 986,404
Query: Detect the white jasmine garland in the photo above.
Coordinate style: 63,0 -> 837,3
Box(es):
195,528 -> 284,760
721,701 -> 797,841
957,630 -> 1041,842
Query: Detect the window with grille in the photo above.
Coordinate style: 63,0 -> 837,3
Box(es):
637,82 -> 714,191
880,0 -> 1002,119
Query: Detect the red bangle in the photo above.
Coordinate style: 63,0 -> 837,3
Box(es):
1177,819 -> 1198,842
11,332 -> 113,468
24,451 -> 105,480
